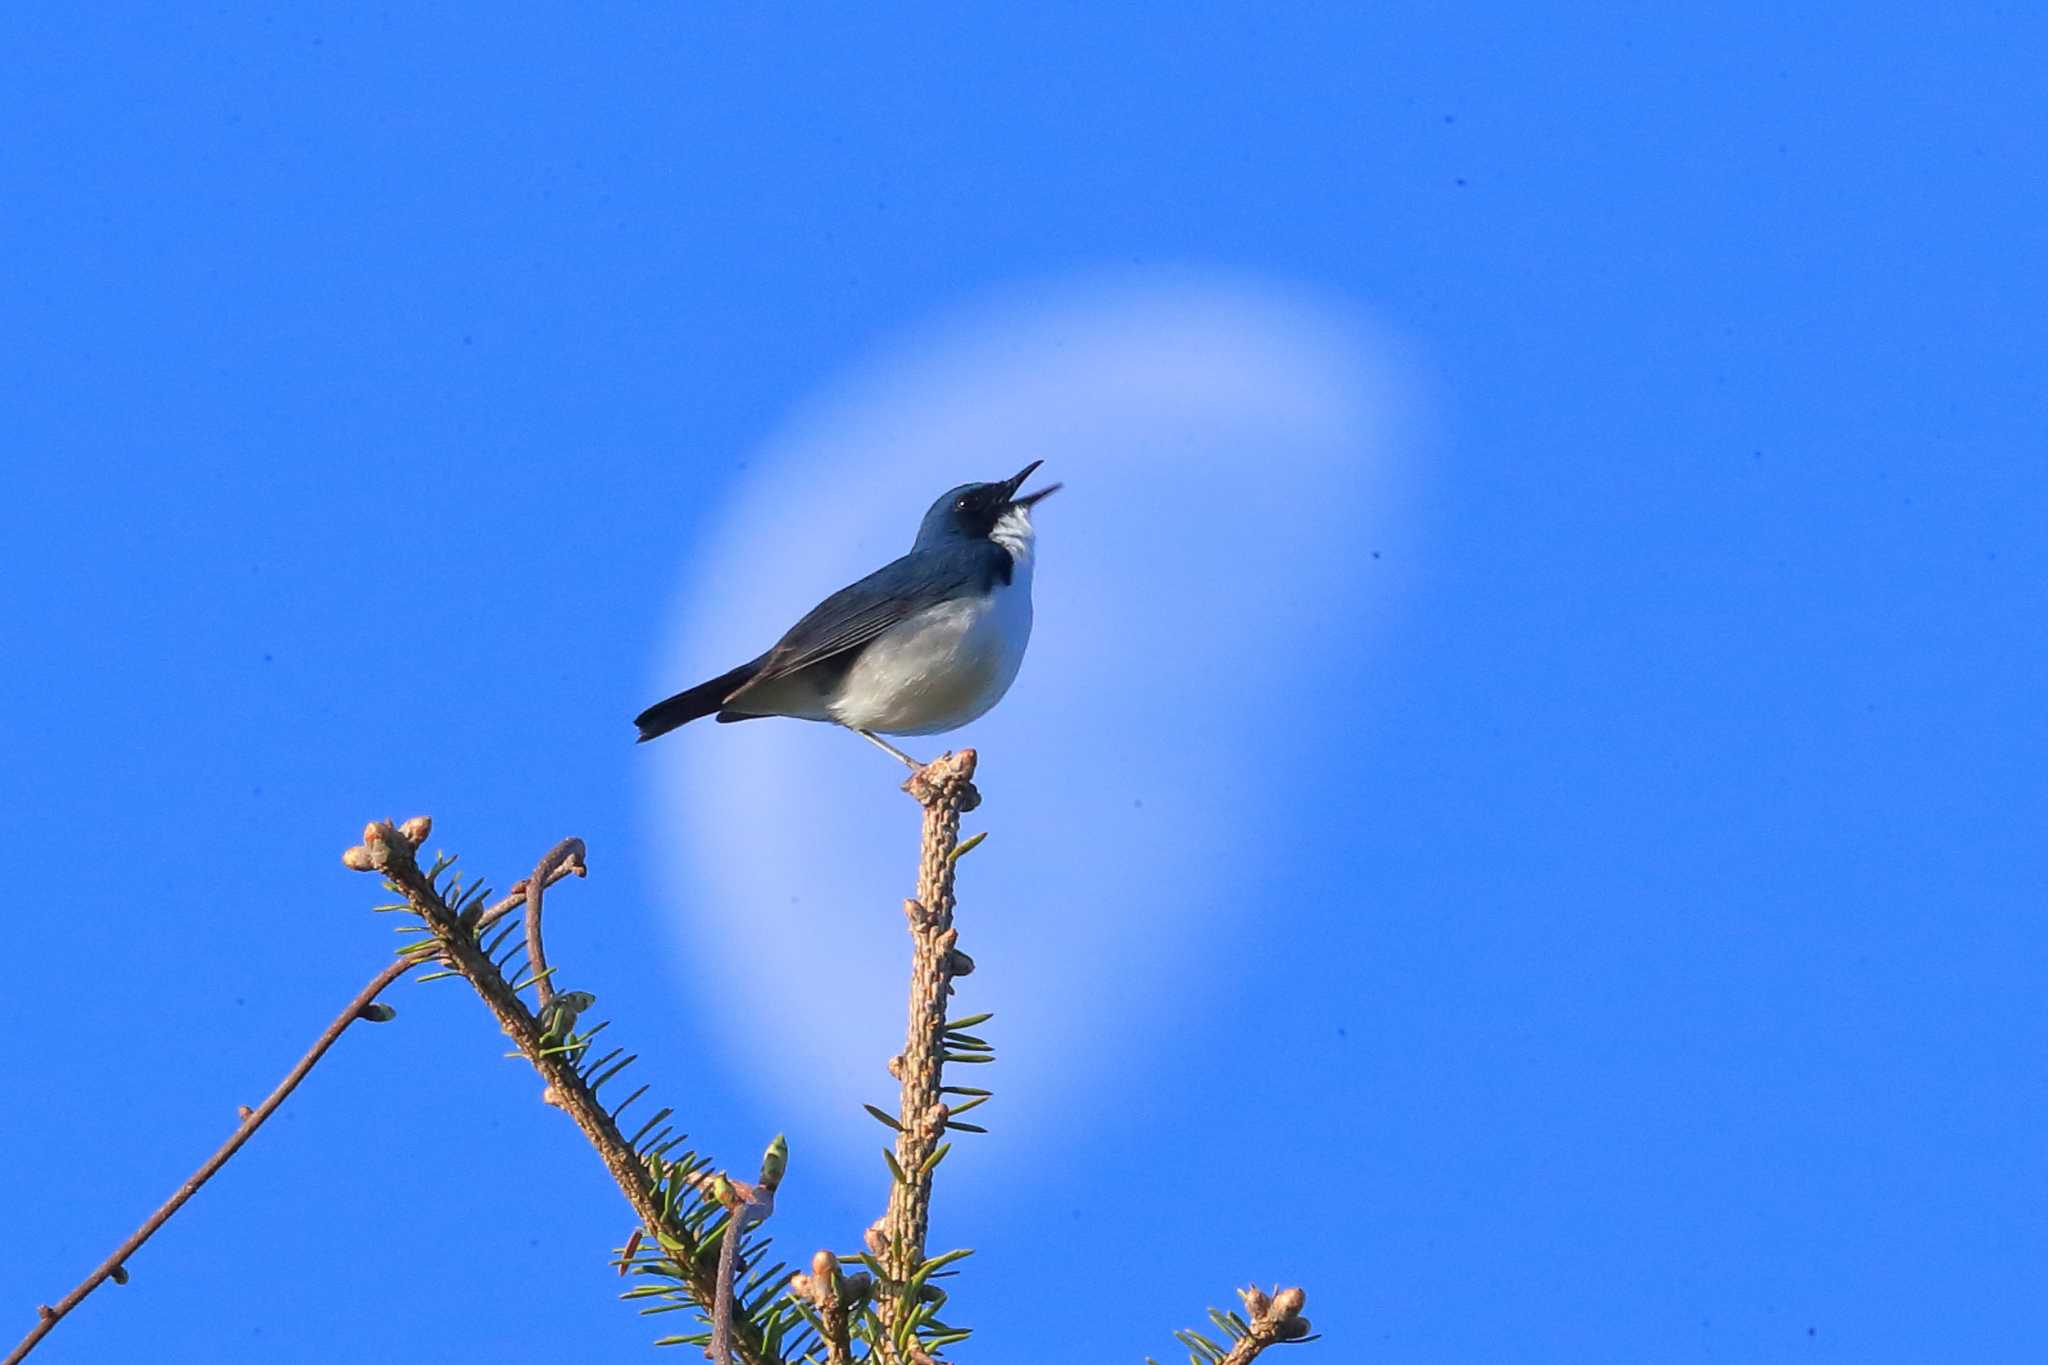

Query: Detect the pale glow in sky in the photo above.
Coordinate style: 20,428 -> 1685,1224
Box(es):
642,274 -> 1422,1182
10,12 -> 2042,1358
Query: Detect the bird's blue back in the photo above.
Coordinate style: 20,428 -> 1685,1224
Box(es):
745,496 -> 1013,685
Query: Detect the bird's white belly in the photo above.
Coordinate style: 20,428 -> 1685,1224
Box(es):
831,577 -> 1033,736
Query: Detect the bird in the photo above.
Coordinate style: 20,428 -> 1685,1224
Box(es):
635,461 -> 1060,768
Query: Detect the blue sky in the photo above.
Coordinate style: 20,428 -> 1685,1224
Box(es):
4,6 -> 2044,1363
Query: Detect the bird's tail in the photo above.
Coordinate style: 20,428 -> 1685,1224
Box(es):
634,656 -> 767,743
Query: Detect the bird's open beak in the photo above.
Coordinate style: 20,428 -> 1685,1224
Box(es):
1004,459 -> 1062,510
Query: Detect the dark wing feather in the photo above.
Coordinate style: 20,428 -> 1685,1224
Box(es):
727,542 -> 1009,698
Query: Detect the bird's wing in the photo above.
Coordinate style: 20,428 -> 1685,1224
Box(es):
730,543 -> 1008,693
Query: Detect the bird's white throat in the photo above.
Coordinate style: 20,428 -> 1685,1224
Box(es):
991,506 -> 1036,572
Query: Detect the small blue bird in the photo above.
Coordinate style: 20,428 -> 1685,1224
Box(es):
635,461 -> 1060,767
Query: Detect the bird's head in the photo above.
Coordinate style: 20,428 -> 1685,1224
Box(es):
915,461 -> 1061,549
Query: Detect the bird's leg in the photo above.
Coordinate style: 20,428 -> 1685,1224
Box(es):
853,727 -> 927,770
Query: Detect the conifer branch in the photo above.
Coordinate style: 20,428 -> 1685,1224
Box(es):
866,749 -> 981,1360
339,820 -> 788,1365
2,838 -> 582,1365
14,774 -> 1320,1365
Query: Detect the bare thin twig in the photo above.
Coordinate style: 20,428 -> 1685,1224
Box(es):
709,1177 -> 777,1365
523,839 -> 582,1013
3,849 -> 584,1365
711,1207 -> 745,1365
868,749 -> 980,1356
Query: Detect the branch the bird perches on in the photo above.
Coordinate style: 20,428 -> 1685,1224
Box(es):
7,752 -> 1310,1365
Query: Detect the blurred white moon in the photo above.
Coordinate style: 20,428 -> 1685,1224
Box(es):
642,272 -> 1421,1186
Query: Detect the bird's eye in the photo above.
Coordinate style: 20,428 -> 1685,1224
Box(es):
955,496 -> 970,512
